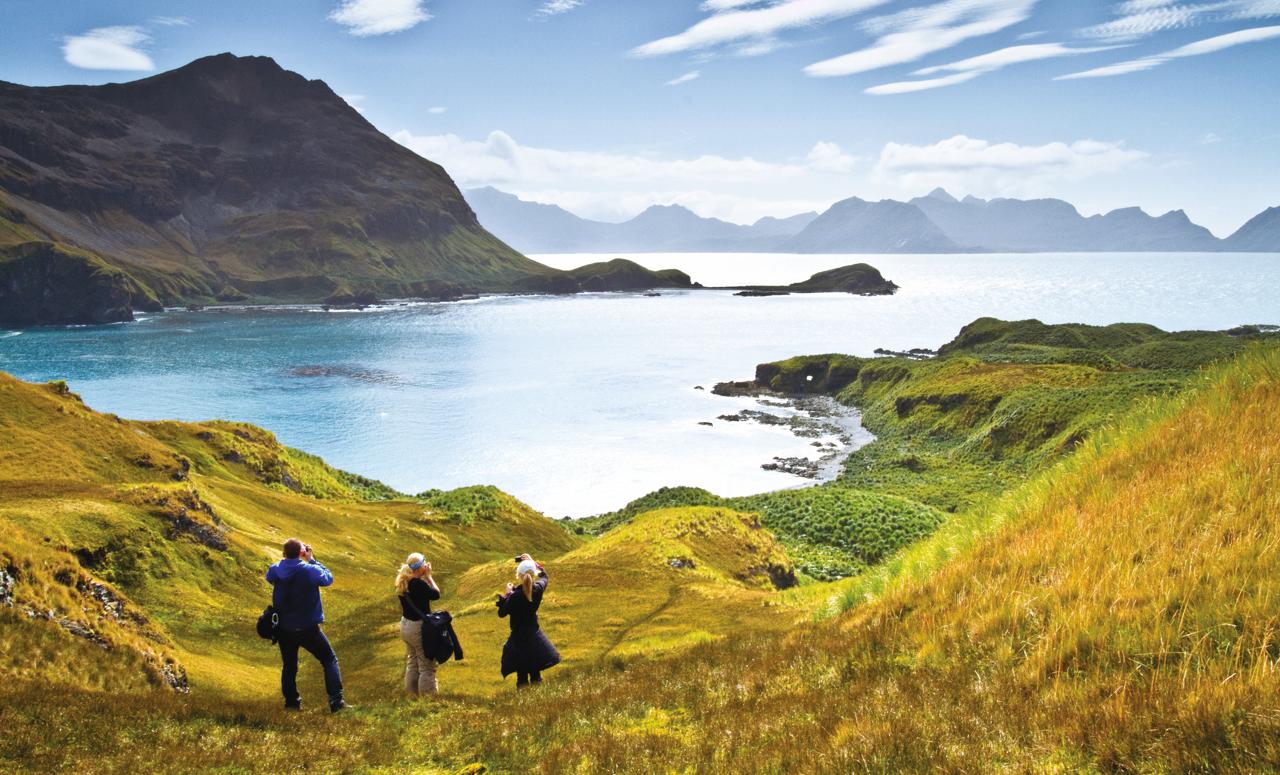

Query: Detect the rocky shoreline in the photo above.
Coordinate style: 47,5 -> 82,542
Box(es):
709,391 -> 871,481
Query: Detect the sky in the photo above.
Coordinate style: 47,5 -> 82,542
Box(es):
1,1 -> 1278,235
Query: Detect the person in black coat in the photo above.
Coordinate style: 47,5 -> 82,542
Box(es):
497,553 -> 560,687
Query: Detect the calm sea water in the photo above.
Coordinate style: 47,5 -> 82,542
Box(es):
2,252 -> 1277,517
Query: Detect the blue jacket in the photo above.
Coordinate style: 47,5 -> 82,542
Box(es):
266,558 -> 333,630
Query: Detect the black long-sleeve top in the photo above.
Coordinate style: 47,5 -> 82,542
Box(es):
496,569 -> 548,632
399,577 -> 441,620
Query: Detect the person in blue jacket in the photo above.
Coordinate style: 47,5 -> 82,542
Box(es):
266,538 -> 346,712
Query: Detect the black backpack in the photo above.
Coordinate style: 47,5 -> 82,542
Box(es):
256,605 -> 280,644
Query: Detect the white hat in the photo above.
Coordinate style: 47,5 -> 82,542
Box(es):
516,559 -> 539,577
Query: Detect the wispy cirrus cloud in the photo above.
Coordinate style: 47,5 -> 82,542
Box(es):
329,0 -> 431,36
62,26 -> 155,71
866,71 -> 980,94
1079,0 -> 1280,41
806,0 -> 1038,77
866,41 -> 1121,94
631,0 -> 891,59
665,70 -> 702,86
1058,24 -> 1280,78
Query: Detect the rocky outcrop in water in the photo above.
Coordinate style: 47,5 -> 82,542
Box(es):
731,263 -> 897,298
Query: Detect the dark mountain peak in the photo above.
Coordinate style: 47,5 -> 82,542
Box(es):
103,52 -> 342,115
925,187 -> 958,203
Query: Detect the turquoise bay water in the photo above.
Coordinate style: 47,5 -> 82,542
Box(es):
2,252 -> 1277,516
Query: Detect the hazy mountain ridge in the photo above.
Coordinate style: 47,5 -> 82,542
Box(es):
469,185 -> 1275,254
464,186 -> 817,252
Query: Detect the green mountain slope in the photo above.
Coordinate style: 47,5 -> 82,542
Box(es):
0,54 -> 569,324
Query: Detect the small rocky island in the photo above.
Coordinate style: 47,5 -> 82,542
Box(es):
567,258 -> 697,292
731,263 -> 898,297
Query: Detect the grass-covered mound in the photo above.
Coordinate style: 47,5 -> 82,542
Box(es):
574,485 -> 944,581
567,258 -> 694,291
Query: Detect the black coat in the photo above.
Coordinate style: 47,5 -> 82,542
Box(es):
422,610 -> 464,664
496,569 -> 560,676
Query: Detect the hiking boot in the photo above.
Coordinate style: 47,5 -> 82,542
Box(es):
284,699 -> 301,711
330,699 -> 349,713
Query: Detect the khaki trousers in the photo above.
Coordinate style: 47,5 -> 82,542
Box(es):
400,617 -> 438,695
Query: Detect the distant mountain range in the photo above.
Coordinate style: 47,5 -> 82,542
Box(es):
466,186 -> 1280,254
464,187 -> 818,253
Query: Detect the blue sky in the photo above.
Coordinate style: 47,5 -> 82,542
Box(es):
2,0 -> 1278,234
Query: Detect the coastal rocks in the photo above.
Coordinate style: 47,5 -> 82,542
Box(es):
0,564 -> 16,607
874,347 -> 937,359
324,286 -> 381,306
734,289 -> 790,297
711,380 -> 768,397
0,241 -> 161,326
708,393 -> 869,482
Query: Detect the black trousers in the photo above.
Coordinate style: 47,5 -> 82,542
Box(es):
278,625 -> 343,705
516,670 -> 542,686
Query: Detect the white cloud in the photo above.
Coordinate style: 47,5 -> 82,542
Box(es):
391,128 -> 860,223
537,0 -> 585,15
665,70 -> 702,86
150,16 -> 191,27
805,141 -> 860,172
1201,131 -> 1222,144
1058,24 -> 1280,78
873,134 -> 1148,194
329,0 -> 430,36
631,0 -> 892,58
342,94 -> 367,113
805,0 -> 1038,77
915,41 -> 1122,74
866,71 -> 980,93
866,41 -> 1122,93
428,106 -> 448,114
1079,0 -> 1280,41
62,26 -> 155,71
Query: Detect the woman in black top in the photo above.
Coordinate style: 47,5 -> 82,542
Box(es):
396,552 -> 441,696
497,553 -> 560,687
